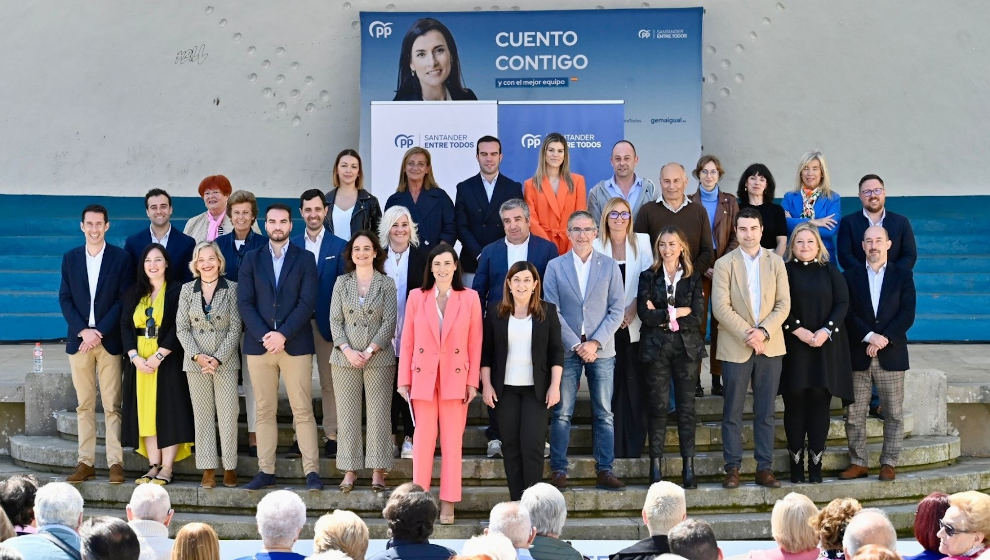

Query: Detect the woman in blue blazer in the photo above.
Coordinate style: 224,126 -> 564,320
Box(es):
384,147 -> 456,250
782,151 -> 841,257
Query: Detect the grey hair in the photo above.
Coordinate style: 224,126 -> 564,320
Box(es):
126,484 -> 171,522
843,508 -> 896,557
567,210 -> 596,230
378,205 -> 420,248
461,534 -> 516,560
488,501 -> 533,548
643,481 -> 686,536
255,490 -> 307,547
521,483 -> 567,536
499,198 -> 530,221
669,518 -> 720,560
309,550 -> 354,560
34,482 -> 84,528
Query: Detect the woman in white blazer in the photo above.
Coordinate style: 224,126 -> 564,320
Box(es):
592,197 -> 654,458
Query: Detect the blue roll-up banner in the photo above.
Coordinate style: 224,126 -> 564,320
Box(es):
359,8 -> 702,187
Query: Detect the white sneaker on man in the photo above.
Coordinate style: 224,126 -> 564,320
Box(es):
400,436 -> 414,459
487,439 -> 503,458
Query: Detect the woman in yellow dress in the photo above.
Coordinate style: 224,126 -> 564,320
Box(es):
121,243 -> 195,485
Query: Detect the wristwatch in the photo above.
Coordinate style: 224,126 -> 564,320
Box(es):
154,351 -> 165,361
758,327 -> 770,341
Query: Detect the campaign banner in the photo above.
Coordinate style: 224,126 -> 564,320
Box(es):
497,101 -> 624,187
359,8 -> 702,186
369,101 -> 498,204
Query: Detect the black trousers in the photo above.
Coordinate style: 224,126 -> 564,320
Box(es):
612,327 -> 647,458
782,387 -> 831,453
496,385 -> 548,500
643,335 -> 698,459
390,363 -> 414,437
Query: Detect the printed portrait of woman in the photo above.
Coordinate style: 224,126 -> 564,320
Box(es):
393,18 -> 477,101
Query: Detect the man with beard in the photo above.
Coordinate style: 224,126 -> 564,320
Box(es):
837,174 -> 917,271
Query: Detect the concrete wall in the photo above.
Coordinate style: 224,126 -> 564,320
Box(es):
1,0 -> 986,197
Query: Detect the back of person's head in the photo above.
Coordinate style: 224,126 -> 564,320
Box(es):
656,555 -> 690,560
812,498 -> 862,552
126,483 -> 172,523
521,482 -> 568,538
843,509 -> 897,558
255,490 -> 306,549
309,551 -> 354,560
0,475 -> 39,530
80,516 -> 140,560
171,522 -> 220,560
643,481 -> 687,536
382,489 -> 437,544
668,518 -> 721,560
461,533 -> 516,560
313,510 -> 369,560
770,492 -> 819,554
0,545 -> 24,560
33,482 -> 84,529
851,544 -> 901,560
912,493 -> 949,553
487,501 -> 535,548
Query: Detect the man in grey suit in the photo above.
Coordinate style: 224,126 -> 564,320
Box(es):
543,210 -> 626,490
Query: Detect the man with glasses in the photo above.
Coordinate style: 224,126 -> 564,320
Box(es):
543,211 -> 626,490
587,140 -> 658,224
837,174 -> 917,271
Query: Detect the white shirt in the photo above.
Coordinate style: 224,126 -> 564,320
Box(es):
385,246 -> 410,355
742,248 -> 763,322
128,519 -> 173,560
660,196 -> 690,213
863,208 -> 887,227
85,243 -> 106,328
572,250 -> 593,336
663,265 -> 685,303
150,225 -> 171,247
505,315 -> 534,386
864,262 -> 887,342
332,205 -> 353,242
482,173 -> 498,203
505,235 -> 530,269
270,242 -> 287,290
304,227 -> 325,266
234,238 -> 245,250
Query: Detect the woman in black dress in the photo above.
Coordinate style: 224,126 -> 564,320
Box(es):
781,223 -> 853,483
737,163 -> 788,257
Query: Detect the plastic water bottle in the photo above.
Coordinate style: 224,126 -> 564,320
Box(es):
32,342 -> 43,373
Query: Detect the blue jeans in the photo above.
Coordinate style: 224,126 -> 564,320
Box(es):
550,353 -> 616,473
721,354 -> 782,472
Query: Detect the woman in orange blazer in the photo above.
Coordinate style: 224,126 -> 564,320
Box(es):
523,132 -> 587,254
397,242 -> 483,525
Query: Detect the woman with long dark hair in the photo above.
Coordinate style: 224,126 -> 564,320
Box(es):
393,18 -> 476,101
737,163 -> 788,257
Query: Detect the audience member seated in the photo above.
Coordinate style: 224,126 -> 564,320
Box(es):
610,481 -> 686,560
0,475 -> 39,536
0,510 -> 14,542
310,551 -> 355,560
851,545 -> 901,560
79,516 -> 140,560
125,484 -> 174,560
461,534 -> 517,560
936,491 -> 990,560
749,493 -> 819,560
668,519 -> 722,560
843,509 -> 898,560
369,484 -> 454,560
811,498 -> 862,560
3,482 -> 84,560
313,510 -> 369,560
170,522 -> 220,560
521,483 -> 582,560
904,493 -> 949,560
234,490 -> 308,560
486,502 -> 537,560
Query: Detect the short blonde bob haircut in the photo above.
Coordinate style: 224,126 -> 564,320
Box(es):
771,492 -> 819,554
787,222 -> 831,264
314,509 -> 370,560
189,241 -> 226,278
948,491 -> 990,546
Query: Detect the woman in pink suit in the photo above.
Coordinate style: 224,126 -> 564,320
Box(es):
397,242 -> 482,526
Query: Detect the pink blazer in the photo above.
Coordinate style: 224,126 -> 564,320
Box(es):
398,287 -> 483,401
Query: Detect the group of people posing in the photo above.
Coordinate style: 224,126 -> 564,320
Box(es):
57,134 -> 917,524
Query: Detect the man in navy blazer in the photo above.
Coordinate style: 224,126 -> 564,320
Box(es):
58,204 -> 132,484
840,225 -> 916,482
237,203 -> 322,491
291,189 -> 347,458
455,135 -> 524,283
124,188 -> 196,283
837,174 -> 917,271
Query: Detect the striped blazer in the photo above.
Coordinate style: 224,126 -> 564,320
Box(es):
175,277 -> 242,375
329,271 -> 398,369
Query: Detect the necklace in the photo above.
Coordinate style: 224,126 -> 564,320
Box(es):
201,278 -> 218,285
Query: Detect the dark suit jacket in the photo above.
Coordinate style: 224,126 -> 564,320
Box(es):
124,226 -> 196,283
472,235 -> 559,310
637,267 -> 707,361
323,187 -> 383,238
609,535 -> 670,560
454,173 -> 524,272
385,188 -> 456,249
369,540 -> 456,560
837,210 -> 917,271
215,230 -> 268,282
403,244 -> 428,293
290,229 -> 347,341
843,262 -> 916,371
237,242 -> 318,356
58,244 -> 133,355
482,302 -> 564,402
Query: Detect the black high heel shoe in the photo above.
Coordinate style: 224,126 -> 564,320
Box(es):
682,457 -> 697,489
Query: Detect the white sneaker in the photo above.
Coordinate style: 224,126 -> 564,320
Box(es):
487,439 -> 503,458
544,441 -> 550,458
400,436 -> 414,459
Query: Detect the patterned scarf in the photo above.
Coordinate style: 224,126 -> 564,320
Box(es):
801,187 -> 822,218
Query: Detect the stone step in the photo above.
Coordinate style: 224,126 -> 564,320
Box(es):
9,434 -> 959,489
55,410 -> 914,454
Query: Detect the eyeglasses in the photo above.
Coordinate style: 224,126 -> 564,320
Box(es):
144,307 -> 157,338
568,227 -> 597,234
939,520 -> 972,537
699,169 -> 719,176
860,187 -> 885,196
608,211 -> 632,220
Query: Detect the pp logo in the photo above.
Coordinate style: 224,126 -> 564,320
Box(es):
638,29 -> 652,39
520,133 -> 542,149
394,134 -> 415,148
369,21 -> 393,39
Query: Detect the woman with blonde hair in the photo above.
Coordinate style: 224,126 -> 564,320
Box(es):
782,151 -> 841,258
384,147 -> 455,249
313,510 -> 370,560
171,522 -> 220,560
811,497 -> 862,559
936,491 -> 990,559
749,492 -> 821,560
524,132 -> 587,253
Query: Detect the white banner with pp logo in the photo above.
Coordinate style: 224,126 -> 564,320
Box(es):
369,101 -> 498,204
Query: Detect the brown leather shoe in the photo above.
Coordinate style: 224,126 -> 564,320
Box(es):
755,469 -> 782,488
200,469 -> 216,489
879,464 -> 896,481
839,464 -> 870,480
223,469 -> 238,487
722,467 -> 740,488
109,463 -> 125,484
550,471 -> 567,490
596,470 -> 626,490
66,462 -> 96,484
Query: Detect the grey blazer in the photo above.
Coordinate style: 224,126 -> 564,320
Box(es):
329,270 -> 398,369
175,277 -> 242,375
543,250 -> 625,358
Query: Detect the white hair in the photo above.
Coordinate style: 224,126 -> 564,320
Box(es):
643,481 -> 686,536
489,501 -> 533,548
461,533 -> 516,560
521,483 -> 567,537
378,205 -> 420,248
255,490 -> 307,547
843,509 -> 896,557
309,551 -> 354,560
34,482 -> 84,528
126,483 -> 171,522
